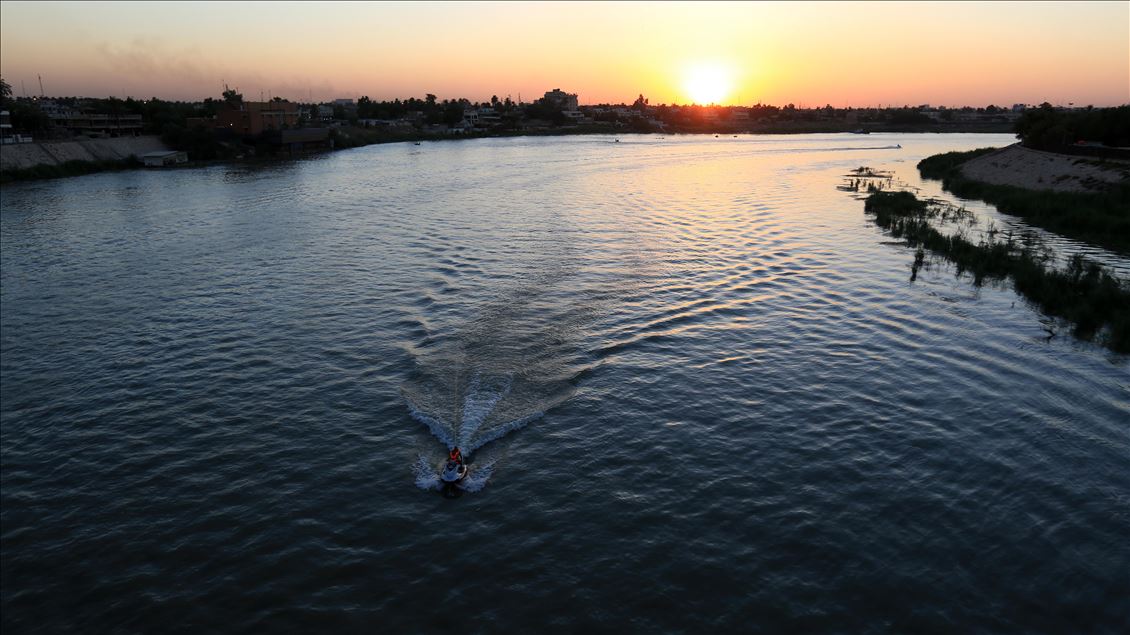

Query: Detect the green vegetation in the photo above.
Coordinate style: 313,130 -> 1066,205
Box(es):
864,190 -> 1129,353
1015,103 -> 1130,150
1,77 -> 51,134
916,148 -> 1000,179
0,156 -> 142,184
916,149 -> 1130,254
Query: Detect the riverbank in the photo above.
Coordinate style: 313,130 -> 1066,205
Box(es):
0,156 -> 144,183
917,146 -> 1130,254
0,135 -> 169,170
864,190 -> 1129,353
957,144 -> 1130,193
0,136 -> 171,184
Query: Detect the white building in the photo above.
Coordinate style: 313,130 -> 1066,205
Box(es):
476,108 -> 502,126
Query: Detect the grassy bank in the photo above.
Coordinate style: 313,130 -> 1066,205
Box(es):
0,156 -> 143,184
864,190 -> 1129,353
916,148 -> 999,178
916,148 -> 1130,254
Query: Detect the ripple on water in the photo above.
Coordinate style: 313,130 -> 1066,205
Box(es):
2,134 -> 1128,632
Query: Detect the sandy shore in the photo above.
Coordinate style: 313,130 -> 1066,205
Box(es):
958,143 -> 1130,193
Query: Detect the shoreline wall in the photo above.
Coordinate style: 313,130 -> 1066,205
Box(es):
0,136 -> 170,171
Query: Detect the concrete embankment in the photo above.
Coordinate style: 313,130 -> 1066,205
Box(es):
0,136 -> 170,171
959,143 -> 1130,193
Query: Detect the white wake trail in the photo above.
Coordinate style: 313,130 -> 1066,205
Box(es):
457,458 -> 497,493
404,392 -> 457,450
458,373 -> 512,448
463,411 -> 544,454
405,371 -> 556,493
413,455 -> 443,491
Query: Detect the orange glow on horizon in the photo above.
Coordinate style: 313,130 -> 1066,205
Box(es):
0,2 -> 1126,107
681,61 -> 736,105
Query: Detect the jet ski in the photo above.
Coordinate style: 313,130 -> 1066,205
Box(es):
440,448 -> 467,484
440,459 -> 467,483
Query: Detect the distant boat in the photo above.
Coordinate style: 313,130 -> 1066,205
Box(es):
413,142 -> 421,146
852,129 -> 870,135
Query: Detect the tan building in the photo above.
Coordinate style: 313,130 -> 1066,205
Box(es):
214,101 -> 300,136
542,88 -> 579,111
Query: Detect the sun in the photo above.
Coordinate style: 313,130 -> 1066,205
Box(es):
682,62 -> 734,105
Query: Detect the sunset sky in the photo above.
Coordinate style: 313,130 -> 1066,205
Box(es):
2,1 -> 1127,107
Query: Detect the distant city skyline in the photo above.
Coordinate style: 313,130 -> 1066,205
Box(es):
1,1 -> 1127,107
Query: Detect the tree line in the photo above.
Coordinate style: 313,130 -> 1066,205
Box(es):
1015,103 -> 1130,150
6,76 -> 1128,148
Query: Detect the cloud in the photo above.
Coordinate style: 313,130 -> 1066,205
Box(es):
91,38 -> 335,101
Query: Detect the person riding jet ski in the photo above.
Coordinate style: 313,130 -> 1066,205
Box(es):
440,447 -> 467,483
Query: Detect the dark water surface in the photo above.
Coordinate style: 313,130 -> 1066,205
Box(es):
3,134 -> 1128,633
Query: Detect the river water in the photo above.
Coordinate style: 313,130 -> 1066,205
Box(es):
2,134 -> 1128,632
